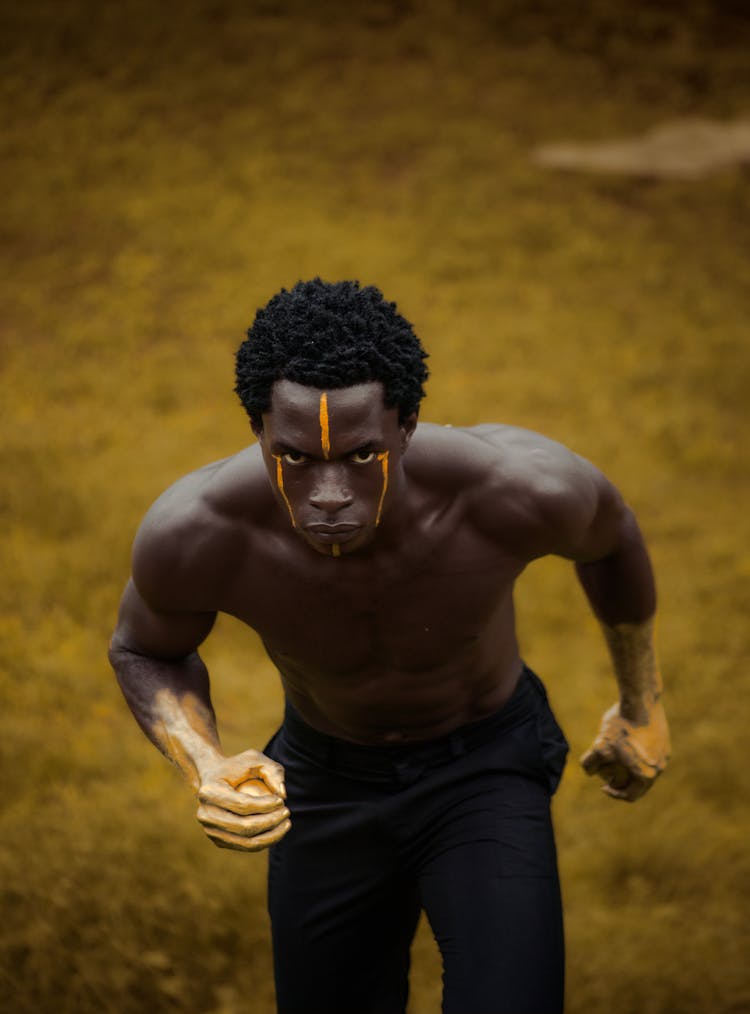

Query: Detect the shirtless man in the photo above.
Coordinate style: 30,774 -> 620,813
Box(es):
109,278 -> 670,1014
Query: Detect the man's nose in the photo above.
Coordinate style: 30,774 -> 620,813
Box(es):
308,466 -> 354,514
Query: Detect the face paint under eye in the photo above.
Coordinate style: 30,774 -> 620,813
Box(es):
273,455 -> 297,528
319,393 -> 330,460
375,451 -> 389,527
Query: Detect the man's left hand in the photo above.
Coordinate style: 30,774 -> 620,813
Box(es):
581,699 -> 670,802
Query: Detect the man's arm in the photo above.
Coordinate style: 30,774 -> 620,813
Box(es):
470,426 -> 669,801
573,507 -> 669,801
545,463 -> 670,802
109,578 -> 291,850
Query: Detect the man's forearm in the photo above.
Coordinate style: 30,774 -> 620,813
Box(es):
110,641 -> 290,848
109,644 -> 224,790
576,540 -> 670,795
598,616 -> 662,724
575,511 -> 663,722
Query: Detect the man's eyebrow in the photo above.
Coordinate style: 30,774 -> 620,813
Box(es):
269,438 -> 381,456
269,440 -> 310,454
340,440 -> 383,456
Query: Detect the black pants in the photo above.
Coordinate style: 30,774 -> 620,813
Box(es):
265,666 -> 569,1014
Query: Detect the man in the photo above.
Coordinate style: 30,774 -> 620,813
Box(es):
109,278 -> 670,1014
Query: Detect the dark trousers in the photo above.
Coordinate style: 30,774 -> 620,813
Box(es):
265,666 -> 569,1014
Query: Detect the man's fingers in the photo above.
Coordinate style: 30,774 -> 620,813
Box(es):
197,801 -> 290,837
603,772 -> 651,802
580,741 -> 615,775
582,745 -> 653,800
582,739 -> 657,800
257,763 -> 286,799
194,752 -> 290,848
601,783 -> 634,802
204,818 -> 292,852
580,750 -> 601,775
198,781 -> 284,814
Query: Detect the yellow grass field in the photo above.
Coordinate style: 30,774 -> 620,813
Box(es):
2,2 -> 749,1011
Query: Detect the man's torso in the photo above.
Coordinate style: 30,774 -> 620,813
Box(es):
134,423 -> 589,743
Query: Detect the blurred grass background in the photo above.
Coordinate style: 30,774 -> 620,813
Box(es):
2,1 -> 749,1011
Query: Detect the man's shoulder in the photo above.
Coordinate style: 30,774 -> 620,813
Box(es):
141,446 -> 268,522
409,421 -> 588,492
131,446 -> 271,609
410,421 -> 607,557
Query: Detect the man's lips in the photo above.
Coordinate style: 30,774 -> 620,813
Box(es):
304,523 -> 362,544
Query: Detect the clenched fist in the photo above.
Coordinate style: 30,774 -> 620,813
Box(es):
196,748 -> 291,851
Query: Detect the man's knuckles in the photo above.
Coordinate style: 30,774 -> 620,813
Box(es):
204,818 -> 291,852
580,742 -> 614,774
197,802 -> 288,835
199,782 -> 284,813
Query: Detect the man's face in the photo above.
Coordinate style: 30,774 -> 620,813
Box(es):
256,380 -> 416,557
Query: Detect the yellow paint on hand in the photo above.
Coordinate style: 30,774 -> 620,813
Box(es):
375,451 -> 389,527
319,392 -> 331,459
580,617 -> 670,799
273,455 -> 296,527
237,778 -> 275,797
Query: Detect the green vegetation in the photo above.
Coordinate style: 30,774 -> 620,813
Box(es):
2,2 -> 749,1010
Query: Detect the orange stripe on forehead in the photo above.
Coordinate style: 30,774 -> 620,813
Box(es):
319,393 -> 331,459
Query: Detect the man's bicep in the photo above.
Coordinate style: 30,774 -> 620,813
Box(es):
555,468 -> 632,563
112,578 -> 217,660
524,447 -> 633,564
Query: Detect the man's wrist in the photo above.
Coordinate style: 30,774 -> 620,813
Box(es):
601,616 -> 662,723
191,741 -> 227,785
618,692 -> 659,726
150,688 -> 225,789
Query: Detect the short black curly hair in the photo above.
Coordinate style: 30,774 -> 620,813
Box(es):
235,279 -> 429,426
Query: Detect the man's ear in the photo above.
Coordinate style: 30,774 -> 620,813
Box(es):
251,416 -> 264,442
400,412 -> 418,452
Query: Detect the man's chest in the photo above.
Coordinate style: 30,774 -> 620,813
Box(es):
219,531 -> 524,672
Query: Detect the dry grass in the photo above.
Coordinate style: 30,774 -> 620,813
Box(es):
2,1 -> 750,1011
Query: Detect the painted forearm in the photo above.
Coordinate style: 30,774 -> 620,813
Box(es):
581,613 -> 670,797
109,646 -> 224,790
600,616 -> 662,724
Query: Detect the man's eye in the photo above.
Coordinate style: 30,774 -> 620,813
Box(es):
351,450 -> 376,464
283,451 -> 308,465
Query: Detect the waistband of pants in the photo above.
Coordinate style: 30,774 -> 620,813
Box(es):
280,664 -> 544,780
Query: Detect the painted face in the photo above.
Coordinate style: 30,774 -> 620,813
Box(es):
256,380 -> 416,557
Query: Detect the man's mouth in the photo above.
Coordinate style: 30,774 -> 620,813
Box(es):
304,523 -> 362,544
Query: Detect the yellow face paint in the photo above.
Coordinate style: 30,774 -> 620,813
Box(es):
375,451 -> 389,527
331,543 -> 341,557
319,392 -> 331,459
273,455 -> 296,527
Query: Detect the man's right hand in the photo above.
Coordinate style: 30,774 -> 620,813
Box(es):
196,748 -> 291,851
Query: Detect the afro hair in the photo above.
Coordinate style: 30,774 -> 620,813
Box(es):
235,279 -> 429,425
